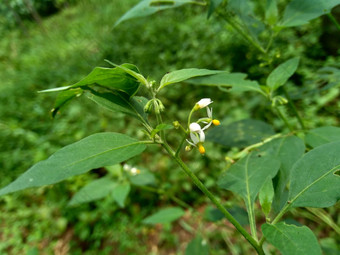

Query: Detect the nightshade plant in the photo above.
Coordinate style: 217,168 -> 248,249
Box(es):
1,0 -> 340,254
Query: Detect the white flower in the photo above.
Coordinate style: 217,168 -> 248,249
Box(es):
187,122 -> 206,154
196,98 -> 213,109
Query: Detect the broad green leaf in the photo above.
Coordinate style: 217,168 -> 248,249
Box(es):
266,57 -> 300,91
129,170 -> 157,186
259,178 -> 274,217
188,72 -> 265,95
159,68 -> 223,90
41,64 -> 142,97
265,0 -> 278,25
185,236 -> 209,255
206,119 -> 275,148
68,178 -> 117,206
115,0 -> 203,26
51,88 -> 83,118
280,0 -> 340,27
0,133 -> 147,196
86,90 -> 148,123
207,0 -> 223,18
218,152 -> 280,209
288,141 -> 340,208
142,207 -> 185,224
262,222 -> 322,255
112,183 -> 131,208
305,126 -> 340,148
256,136 -> 305,212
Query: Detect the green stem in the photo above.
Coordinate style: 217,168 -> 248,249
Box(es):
162,143 -> 264,255
282,87 -> 305,130
175,133 -> 188,156
218,10 -> 266,54
305,208 -> 340,236
247,198 -> 258,241
274,106 -> 294,132
327,13 -> 340,31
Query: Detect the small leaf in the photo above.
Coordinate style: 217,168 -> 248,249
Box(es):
112,183 -> 131,208
288,141 -> 340,208
262,222 -> 322,255
279,0 -> 340,27
51,88 -> 83,118
142,207 -> 185,224
185,236 -> 209,255
266,57 -> 300,91
265,0 -> 278,25
151,123 -> 173,137
188,72 -> 265,95
207,119 -> 275,148
115,0 -> 200,26
305,126 -> 340,148
68,178 -> 117,206
0,133 -> 147,196
159,68 -> 223,90
259,178 -> 274,217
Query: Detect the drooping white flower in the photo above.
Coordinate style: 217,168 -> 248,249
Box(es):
187,122 -> 206,154
196,98 -> 213,109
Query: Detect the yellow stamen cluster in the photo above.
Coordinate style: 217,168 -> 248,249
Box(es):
212,119 -> 220,126
198,144 -> 206,155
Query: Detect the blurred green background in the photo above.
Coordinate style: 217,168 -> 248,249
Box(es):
0,0 -> 339,254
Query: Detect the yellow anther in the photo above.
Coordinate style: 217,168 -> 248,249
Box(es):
198,144 -> 205,155
212,119 -> 220,126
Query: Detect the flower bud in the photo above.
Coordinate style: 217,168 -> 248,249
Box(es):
212,119 -> 220,126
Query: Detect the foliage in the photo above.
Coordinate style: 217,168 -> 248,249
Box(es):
0,0 -> 340,254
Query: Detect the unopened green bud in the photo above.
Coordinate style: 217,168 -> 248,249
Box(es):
144,99 -> 154,113
173,121 -> 180,129
185,145 -> 192,152
272,96 -> 288,107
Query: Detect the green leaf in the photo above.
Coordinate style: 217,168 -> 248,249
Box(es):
259,178 -> 274,217
218,152 -> 280,209
266,57 -> 300,91
112,183 -> 131,208
265,0 -> 278,25
206,119 -> 275,148
151,123 -> 173,137
262,222 -> 322,255
86,90 -> 148,123
159,68 -> 223,90
207,0 -> 223,18
41,64 -> 142,97
257,136 -> 305,212
288,141 -> 340,208
185,236 -> 209,255
51,88 -> 83,118
229,0 -> 265,43
188,72 -> 265,95
142,207 -> 185,224
0,133 -> 147,196
280,0 -> 340,27
68,178 -> 117,206
305,126 -> 340,148
115,0 -> 202,26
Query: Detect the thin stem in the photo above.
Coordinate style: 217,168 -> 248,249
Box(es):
175,133 -> 188,156
273,106 -> 294,132
282,87 -> 305,130
216,9 -> 266,54
161,142 -> 264,255
305,208 -> 340,236
327,13 -> 340,31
